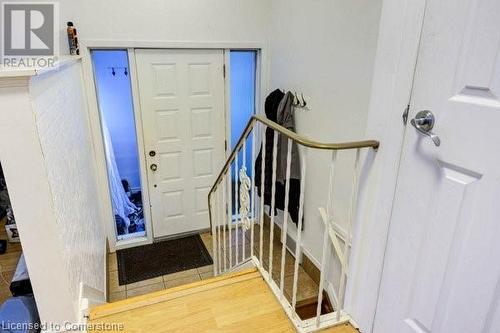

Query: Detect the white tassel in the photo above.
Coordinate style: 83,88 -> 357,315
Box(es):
239,166 -> 251,230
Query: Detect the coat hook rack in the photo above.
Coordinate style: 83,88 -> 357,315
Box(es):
291,91 -> 308,108
107,66 -> 128,77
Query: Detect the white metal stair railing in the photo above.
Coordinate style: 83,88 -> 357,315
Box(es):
208,114 -> 379,332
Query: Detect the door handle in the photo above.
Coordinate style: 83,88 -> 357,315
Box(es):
410,110 -> 441,147
150,163 -> 158,171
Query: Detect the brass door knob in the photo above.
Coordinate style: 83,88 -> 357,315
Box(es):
150,164 -> 158,171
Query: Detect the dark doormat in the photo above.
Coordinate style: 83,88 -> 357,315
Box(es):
116,234 -> 213,285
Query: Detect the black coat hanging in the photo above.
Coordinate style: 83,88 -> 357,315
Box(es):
255,89 -> 302,226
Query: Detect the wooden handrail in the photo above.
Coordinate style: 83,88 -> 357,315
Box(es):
209,114 -> 378,195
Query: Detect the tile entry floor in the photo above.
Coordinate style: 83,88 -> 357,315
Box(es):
107,224 -> 320,305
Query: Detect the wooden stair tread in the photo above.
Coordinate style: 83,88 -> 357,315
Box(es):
90,267 -> 358,332
90,268 -> 259,320
320,323 -> 359,332
295,292 -> 335,320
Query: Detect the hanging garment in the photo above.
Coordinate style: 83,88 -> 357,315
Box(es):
101,117 -> 138,234
255,89 -> 284,216
276,92 -> 301,182
255,90 -> 302,225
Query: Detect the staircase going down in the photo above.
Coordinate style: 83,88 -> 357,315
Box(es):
89,115 -> 378,332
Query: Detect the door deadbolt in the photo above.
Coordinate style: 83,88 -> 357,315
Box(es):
149,150 -> 156,157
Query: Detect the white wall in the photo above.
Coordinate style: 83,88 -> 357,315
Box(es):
0,0 -> 271,60
58,0 -> 271,50
267,1 -> 384,325
0,77 -> 77,327
268,0 -> 383,265
0,60 -> 106,328
30,61 -> 106,307
0,59 -> 106,328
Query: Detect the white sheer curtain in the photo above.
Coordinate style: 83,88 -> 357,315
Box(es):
101,117 -> 137,234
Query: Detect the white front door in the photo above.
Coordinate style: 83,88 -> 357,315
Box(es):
374,0 -> 500,332
135,49 -> 225,239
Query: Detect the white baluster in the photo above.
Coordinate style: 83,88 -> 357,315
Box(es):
337,149 -> 360,321
251,128 -> 257,258
259,125 -> 267,266
280,138 -> 293,295
217,186 -> 222,274
316,151 -> 337,326
227,166 -> 233,270
269,131 -> 279,280
211,190 -> 217,276
222,177 -> 227,273
292,149 -> 307,309
242,140 -> 247,260
235,151 -> 239,265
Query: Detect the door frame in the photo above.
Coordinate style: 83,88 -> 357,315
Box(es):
81,40 -> 268,252
345,0 -> 428,332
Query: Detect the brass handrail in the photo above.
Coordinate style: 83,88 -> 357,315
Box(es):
207,114 -> 379,229
209,114 -> 378,194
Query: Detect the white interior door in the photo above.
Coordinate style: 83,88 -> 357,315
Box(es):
135,49 -> 225,239
374,0 -> 500,332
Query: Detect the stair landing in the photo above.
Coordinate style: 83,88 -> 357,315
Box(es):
90,268 -> 357,332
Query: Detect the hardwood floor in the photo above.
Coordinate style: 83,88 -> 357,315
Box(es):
92,268 -> 358,333
107,228 -> 319,306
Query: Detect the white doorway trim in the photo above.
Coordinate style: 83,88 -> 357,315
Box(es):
81,40 -> 268,252
345,0 -> 427,332
125,48 -> 154,246
223,50 -> 231,154
81,48 -> 153,251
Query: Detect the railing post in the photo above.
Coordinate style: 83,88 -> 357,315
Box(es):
217,186 -> 222,274
337,149 -> 360,321
210,190 -> 217,276
222,177 -> 227,273
280,138 -> 293,295
259,125 -> 267,266
250,128 -> 257,259
242,140 -> 247,261
316,151 -> 337,326
227,166 -> 233,269
292,149 -> 307,309
268,131 -> 279,280
234,151 -> 240,265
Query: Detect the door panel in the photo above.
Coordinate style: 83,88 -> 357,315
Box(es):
135,49 -> 225,238
374,0 -> 500,332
